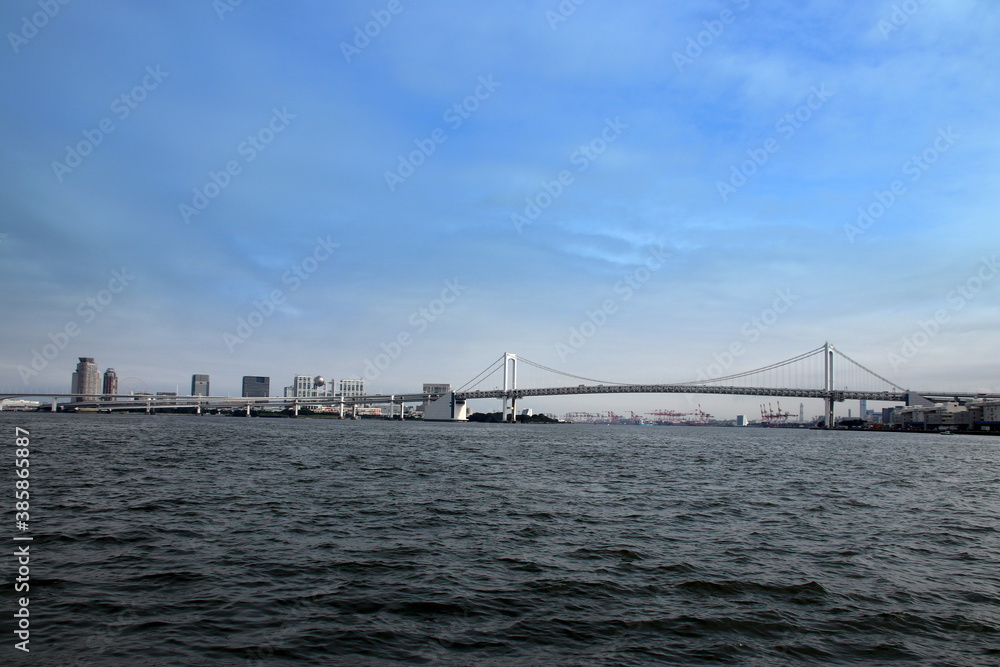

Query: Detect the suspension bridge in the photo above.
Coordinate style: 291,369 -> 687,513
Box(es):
3,343 -> 993,423
425,343 -> 994,423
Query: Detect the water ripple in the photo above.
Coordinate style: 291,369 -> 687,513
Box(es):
7,413 -> 1000,665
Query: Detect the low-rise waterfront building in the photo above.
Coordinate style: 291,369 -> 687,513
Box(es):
893,399 -> 1000,432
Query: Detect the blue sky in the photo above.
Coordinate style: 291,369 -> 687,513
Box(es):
1,0 -> 997,418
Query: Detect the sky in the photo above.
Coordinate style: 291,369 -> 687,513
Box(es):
1,0 -> 998,419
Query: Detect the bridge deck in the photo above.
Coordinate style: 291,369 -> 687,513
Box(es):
455,385 -> 909,402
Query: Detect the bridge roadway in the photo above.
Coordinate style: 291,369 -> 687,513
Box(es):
455,385 -> 910,403
454,386 -> 1000,403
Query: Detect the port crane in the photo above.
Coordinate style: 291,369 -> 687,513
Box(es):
760,402 -> 793,425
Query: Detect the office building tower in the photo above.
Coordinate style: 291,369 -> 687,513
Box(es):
71,357 -> 100,402
339,378 -> 366,398
242,376 -> 270,398
294,375 -> 314,397
102,368 -> 118,401
192,374 -> 210,396
284,375 -> 330,409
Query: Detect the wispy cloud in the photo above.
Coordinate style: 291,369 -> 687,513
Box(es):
0,1 -> 997,410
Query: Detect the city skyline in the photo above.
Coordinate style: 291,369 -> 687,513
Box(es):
3,345 -> 995,426
14,346 -> 987,423
2,2 -> 998,418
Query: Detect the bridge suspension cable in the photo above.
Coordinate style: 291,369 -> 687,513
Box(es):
681,345 -> 827,386
516,356 -> 632,387
455,344 -> 907,397
834,348 -> 907,392
455,355 -> 507,393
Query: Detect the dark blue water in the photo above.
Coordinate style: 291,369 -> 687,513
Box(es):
5,413 -> 1000,665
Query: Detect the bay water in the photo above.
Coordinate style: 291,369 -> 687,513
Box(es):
5,413 -> 999,665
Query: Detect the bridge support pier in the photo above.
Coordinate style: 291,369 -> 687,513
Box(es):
824,342 -> 835,428
502,353 -> 518,424
424,392 -> 468,422
293,401 -> 299,417
51,398 -> 57,412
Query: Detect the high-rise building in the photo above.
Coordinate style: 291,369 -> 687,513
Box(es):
337,378 -> 367,408
191,374 -> 210,396
242,376 -> 270,398
71,357 -> 100,402
295,375 -> 314,397
284,375 -> 330,408
102,368 -> 118,401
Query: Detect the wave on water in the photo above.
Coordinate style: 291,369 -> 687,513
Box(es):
7,414 -> 1000,665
